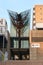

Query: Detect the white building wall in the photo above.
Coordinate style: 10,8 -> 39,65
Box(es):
0,18 -> 7,38
36,23 -> 43,28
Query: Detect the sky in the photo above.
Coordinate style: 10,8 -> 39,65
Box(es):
0,0 -> 43,32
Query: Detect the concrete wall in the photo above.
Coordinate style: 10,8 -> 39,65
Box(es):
7,31 -> 10,60
30,30 -> 43,60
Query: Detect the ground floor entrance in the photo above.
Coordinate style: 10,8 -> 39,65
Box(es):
0,35 -> 7,51
10,37 -> 30,60
10,48 -> 29,60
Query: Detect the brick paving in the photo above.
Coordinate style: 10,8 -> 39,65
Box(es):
0,60 -> 43,65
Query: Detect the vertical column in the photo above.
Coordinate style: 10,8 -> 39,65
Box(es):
7,31 -> 10,60
30,47 -> 37,60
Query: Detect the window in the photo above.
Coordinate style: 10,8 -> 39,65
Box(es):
33,21 -> 35,23
33,13 -> 35,15
0,27 -> 2,33
33,18 -> 35,21
33,23 -> 36,26
33,25 -> 36,30
0,19 -> 3,24
14,40 -> 19,48
33,8 -> 35,10
21,40 -> 29,48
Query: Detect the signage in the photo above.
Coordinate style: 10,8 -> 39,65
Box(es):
31,43 -> 40,48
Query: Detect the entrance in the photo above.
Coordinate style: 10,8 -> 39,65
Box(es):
10,37 -> 30,60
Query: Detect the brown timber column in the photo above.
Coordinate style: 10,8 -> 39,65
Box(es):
18,29 -> 21,48
18,29 -> 22,60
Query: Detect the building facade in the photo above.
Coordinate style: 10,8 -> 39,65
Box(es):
8,10 -> 30,60
10,19 -> 30,60
0,18 -> 7,49
32,5 -> 43,29
0,18 -> 10,59
30,30 -> 43,60
0,18 -> 7,35
30,5 -> 43,60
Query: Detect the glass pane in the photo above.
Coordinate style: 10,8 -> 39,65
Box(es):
14,40 -> 19,48
21,41 -> 29,48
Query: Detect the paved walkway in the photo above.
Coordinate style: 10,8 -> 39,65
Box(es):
0,60 -> 43,65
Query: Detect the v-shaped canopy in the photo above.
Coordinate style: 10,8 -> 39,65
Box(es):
8,10 -> 30,30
